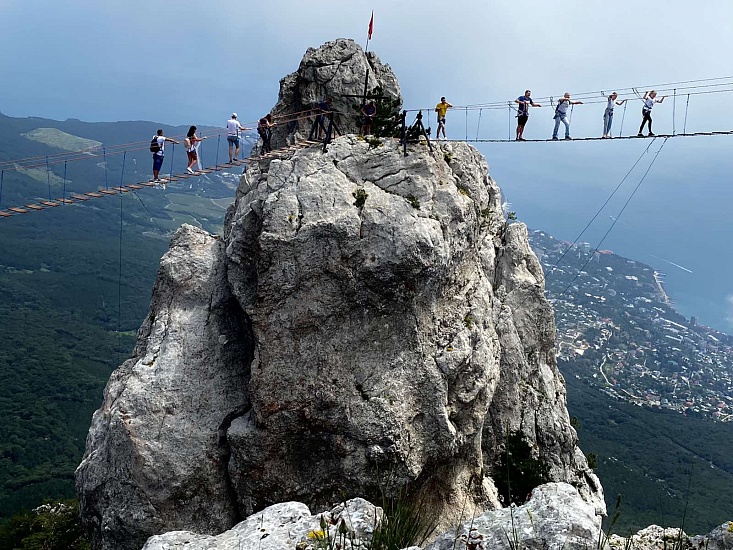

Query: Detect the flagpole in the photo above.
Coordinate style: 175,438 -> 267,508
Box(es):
362,11 -> 374,105
365,10 -> 373,53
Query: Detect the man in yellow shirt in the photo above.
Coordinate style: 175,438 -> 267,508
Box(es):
435,97 -> 453,139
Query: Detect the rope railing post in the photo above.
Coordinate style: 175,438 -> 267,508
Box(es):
62,161 -> 67,203
475,108 -> 483,141
465,108 -> 468,141
46,156 -> 51,200
620,102 -> 627,136
168,143 -> 176,181
507,103 -> 511,141
400,110 -> 407,157
103,147 -> 109,189
120,151 -> 127,187
673,88 -> 677,135
683,94 -> 690,134
215,134 -> 221,169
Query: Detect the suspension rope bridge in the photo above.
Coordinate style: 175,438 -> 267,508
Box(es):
0,140 -> 320,219
2,75 -> 733,221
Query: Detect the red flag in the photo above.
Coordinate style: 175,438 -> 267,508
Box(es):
368,11 -> 374,40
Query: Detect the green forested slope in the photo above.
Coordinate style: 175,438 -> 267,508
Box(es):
0,113 -> 238,521
564,366 -> 733,534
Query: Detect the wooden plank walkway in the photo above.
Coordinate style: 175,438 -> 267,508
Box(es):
0,141 -> 319,220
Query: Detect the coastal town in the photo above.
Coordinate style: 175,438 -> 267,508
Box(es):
529,230 -> 733,421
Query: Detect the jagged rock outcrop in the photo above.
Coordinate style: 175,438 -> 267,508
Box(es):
268,38 -> 401,147
76,42 -> 603,550
75,227 -> 253,550
426,483 -> 600,550
141,498 -> 381,550
608,523 -> 733,550
141,484 -> 599,550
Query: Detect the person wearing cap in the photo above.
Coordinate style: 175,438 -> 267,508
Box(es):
435,97 -> 453,139
226,113 -> 249,162
552,92 -> 583,141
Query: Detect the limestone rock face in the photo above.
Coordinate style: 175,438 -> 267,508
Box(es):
77,134 -> 603,548
268,38 -> 401,148
77,42 -> 603,550
75,227 -> 253,550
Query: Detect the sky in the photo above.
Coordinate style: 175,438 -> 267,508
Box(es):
2,0 -> 733,330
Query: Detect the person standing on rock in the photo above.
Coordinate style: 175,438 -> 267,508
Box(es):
257,114 -> 274,154
515,90 -> 541,141
637,90 -> 666,137
360,100 -> 377,136
226,113 -> 249,163
602,92 -> 627,138
552,92 -> 583,141
435,97 -> 453,139
150,129 -> 178,184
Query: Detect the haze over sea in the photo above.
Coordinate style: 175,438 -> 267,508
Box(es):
479,135 -> 733,334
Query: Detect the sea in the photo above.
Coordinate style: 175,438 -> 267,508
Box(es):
475,134 -> 733,334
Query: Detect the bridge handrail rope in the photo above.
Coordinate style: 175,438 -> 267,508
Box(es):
0,109 -> 345,174
404,76 -> 733,113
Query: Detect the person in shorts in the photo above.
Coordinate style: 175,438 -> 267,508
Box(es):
226,113 -> 249,162
151,129 -> 178,183
185,126 -> 206,174
435,97 -> 453,139
515,90 -> 541,141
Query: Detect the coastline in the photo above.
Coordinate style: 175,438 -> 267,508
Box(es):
653,270 -> 671,305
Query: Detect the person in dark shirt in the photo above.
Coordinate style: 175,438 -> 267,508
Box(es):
257,114 -> 274,153
515,90 -> 542,141
360,100 -> 377,136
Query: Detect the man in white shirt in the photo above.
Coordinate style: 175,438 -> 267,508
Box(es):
226,113 -> 249,162
151,129 -> 179,183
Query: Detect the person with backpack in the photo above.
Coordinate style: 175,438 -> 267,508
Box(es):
150,129 -> 178,183
185,126 -> 206,174
257,114 -> 274,154
226,113 -> 249,163
602,92 -> 627,138
515,90 -> 542,141
434,97 -> 453,139
552,92 -> 583,141
637,90 -> 666,137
